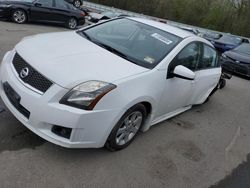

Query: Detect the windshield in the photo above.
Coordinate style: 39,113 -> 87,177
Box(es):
79,18 -> 181,69
219,35 -> 242,45
234,44 -> 250,55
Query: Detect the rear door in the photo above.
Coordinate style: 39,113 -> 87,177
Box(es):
30,0 -> 55,22
52,0 -> 72,23
191,43 -> 221,104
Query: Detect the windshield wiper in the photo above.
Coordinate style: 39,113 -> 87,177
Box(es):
77,31 -> 92,41
91,40 -> 126,57
93,41 -> 142,66
94,41 -> 128,58
77,32 -> 142,66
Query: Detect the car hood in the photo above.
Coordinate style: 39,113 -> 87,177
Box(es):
214,39 -> 238,46
225,50 -> 250,64
15,31 -> 149,89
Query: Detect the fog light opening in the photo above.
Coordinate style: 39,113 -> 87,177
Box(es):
51,125 -> 72,139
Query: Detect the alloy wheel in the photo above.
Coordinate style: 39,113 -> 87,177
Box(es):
68,18 -> 77,29
13,10 -> 26,23
74,0 -> 81,8
115,111 -> 143,146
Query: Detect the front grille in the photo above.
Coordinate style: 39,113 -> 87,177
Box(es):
235,65 -> 248,75
12,53 -> 53,93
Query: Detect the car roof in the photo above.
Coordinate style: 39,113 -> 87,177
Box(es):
128,17 -> 194,38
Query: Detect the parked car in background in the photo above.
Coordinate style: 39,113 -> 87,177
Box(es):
64,0 -> 82,8
201,32 -> 223,42
178,26 -> 199,35
221,43 -> 250,77
210,34 -> 249,52
0,0 -> 85,29
0,18 -> 221,151
79,6 -> 90,16
87,11 -> 128,23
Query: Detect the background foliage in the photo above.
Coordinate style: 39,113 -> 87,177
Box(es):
90,0 -> 250,37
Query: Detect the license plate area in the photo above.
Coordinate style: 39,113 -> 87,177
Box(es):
3,82 -> 30,119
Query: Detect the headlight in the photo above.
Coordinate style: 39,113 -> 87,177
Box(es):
60,81 -> 116,110
221,53 -> 227,59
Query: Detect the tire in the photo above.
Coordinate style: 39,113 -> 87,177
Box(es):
12,9 -> 27,24
105,104 -> 147,151
218,78 -> 226,89
73,0 -> 82,8
67,17 -> 78,29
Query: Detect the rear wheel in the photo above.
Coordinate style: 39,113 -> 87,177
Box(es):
12,9 -> 27,24
105,104 -> 147,151
73,0 -> 82,8
67,17 -> 77,29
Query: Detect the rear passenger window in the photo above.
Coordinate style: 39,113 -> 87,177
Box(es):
37,0 -> 53,7
198,45 -> 218,69
55,0 -> 67,9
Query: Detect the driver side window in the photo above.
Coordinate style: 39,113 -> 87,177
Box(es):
167,42 -> 201,78
36,0 -> 53,7
55,0 -> 67,9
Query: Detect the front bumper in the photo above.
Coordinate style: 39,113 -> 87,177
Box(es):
0,51 -> 122,148
221,58 -> 250,77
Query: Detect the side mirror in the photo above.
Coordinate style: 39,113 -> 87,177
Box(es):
34,3 -> 42,7
173,65 -> 195,80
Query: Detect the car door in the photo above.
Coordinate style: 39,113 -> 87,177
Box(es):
30,0 -> 55,22
191,43 -> 221,104
52,0 -> 72,23
157,42 -> 202,117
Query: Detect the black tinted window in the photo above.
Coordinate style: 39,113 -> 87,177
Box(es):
37,0 -> 53,7
55,0 -> 67,9
170,43 -> 201,72
198,44 -> 218,69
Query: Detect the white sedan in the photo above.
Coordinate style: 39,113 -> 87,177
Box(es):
0,18 -> 221,151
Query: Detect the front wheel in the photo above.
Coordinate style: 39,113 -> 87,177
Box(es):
218,78 -> 226,89
67,17 -> 78,29
73,0 -> 82,8
12,9 -> 27,24
105,104 -> 147,151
